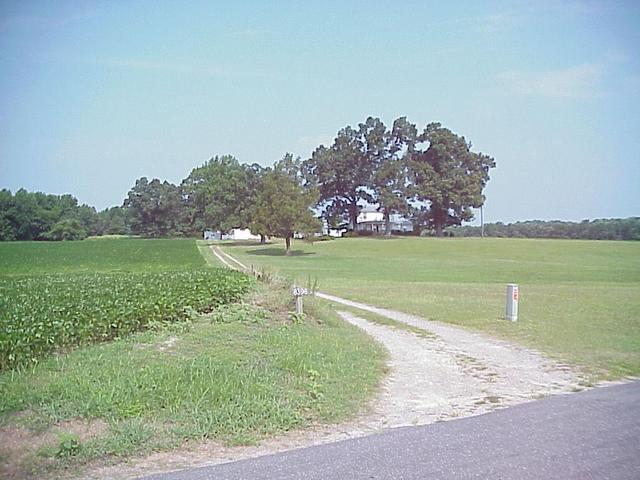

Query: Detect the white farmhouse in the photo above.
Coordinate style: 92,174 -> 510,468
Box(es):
356,206 -> 385,234
356,206 -> 414,235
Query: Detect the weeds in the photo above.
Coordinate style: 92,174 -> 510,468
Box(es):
55,433 -> 81,459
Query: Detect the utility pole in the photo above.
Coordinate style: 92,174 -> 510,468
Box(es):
480,205 -> 485,238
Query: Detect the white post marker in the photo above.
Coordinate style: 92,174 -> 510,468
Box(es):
292,286 -> 309,315
506,283 -> 519,321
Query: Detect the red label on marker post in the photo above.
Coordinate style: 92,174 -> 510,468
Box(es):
513,289 -> 519,301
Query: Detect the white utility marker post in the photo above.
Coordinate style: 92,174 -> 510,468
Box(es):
506,283 -> 519,321
292,286 -> 309,315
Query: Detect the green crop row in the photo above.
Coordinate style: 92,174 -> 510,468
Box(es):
0,268 -> 252,370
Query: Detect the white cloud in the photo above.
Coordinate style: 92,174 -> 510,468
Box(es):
0,9 -> 100,30
561,0 -> 608,15
461,11 -> 519,35
478,12 -> 518,32
295,134 -> 334,158
604,50 -> 631,64
497,64 -> 604,99
231,28 -> 272,37
623,73 -> 640,95
51,55 -> 272,79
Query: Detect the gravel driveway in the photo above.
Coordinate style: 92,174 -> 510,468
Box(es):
319,292 -> 584,426
328,299 -> 584,429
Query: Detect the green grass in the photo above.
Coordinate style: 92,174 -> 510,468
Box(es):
222,237 -> 640,379
0,238 -> 204,275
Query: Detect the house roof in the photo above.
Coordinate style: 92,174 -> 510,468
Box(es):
360,205 -> 380,213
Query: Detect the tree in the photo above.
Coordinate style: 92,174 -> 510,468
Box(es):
304,125 -> 372,230
364,117 -> 417,235
0,189 -> 17,241
73,204 -> 99,237
250,154 -> 321,255
450,218 -> 640,241
243,162 -> 268,243
305,116 -> 419,235
12,189 -> 45,240
181,155 -> 253,234
96,206 -> 129,235
410,123 -> 495,236
44,219 -> 87,241
124,178 -> 188,237
0,188 -> 99,241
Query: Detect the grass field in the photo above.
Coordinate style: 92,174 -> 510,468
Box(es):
221,237 -> 640,379
0,238 -> 205,275
0,238 -> 386,479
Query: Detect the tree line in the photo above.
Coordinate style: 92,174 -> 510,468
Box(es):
0,189 -> 127,241
124,154 -> 320,253
2,116 -> 497,248
124,116 -> 496,244
449,218 -> 640,241
7,116 -> 638,244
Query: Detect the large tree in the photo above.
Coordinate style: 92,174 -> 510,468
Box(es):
250,154 -> 321,255
304,125 -> 372,230
410,123 -> 495,236
181,155 -> 253,234
305,116 -> 420,234
124,178 -> 187,237
364,117 -> 417,235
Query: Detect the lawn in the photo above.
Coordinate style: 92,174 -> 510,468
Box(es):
221,236 -> 640,379
0,238 -> 386,479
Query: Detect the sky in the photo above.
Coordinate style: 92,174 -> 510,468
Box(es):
1,0 -> 639,224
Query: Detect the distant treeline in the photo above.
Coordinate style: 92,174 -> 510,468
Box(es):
449,218 -> 640,241
0,189 -> 128,241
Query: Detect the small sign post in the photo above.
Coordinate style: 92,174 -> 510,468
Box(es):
506,283 -> 519,321
292,286 -> 309,315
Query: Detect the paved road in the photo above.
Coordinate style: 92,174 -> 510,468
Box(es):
145,381 -> 640,480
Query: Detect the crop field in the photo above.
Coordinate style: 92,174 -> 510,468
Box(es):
0,239 -> 251,370
221,237 -> 640,379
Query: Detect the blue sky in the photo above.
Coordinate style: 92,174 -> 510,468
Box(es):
1,0 -> 638,223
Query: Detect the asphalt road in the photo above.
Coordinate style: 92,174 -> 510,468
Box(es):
145,381 -> 640,480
